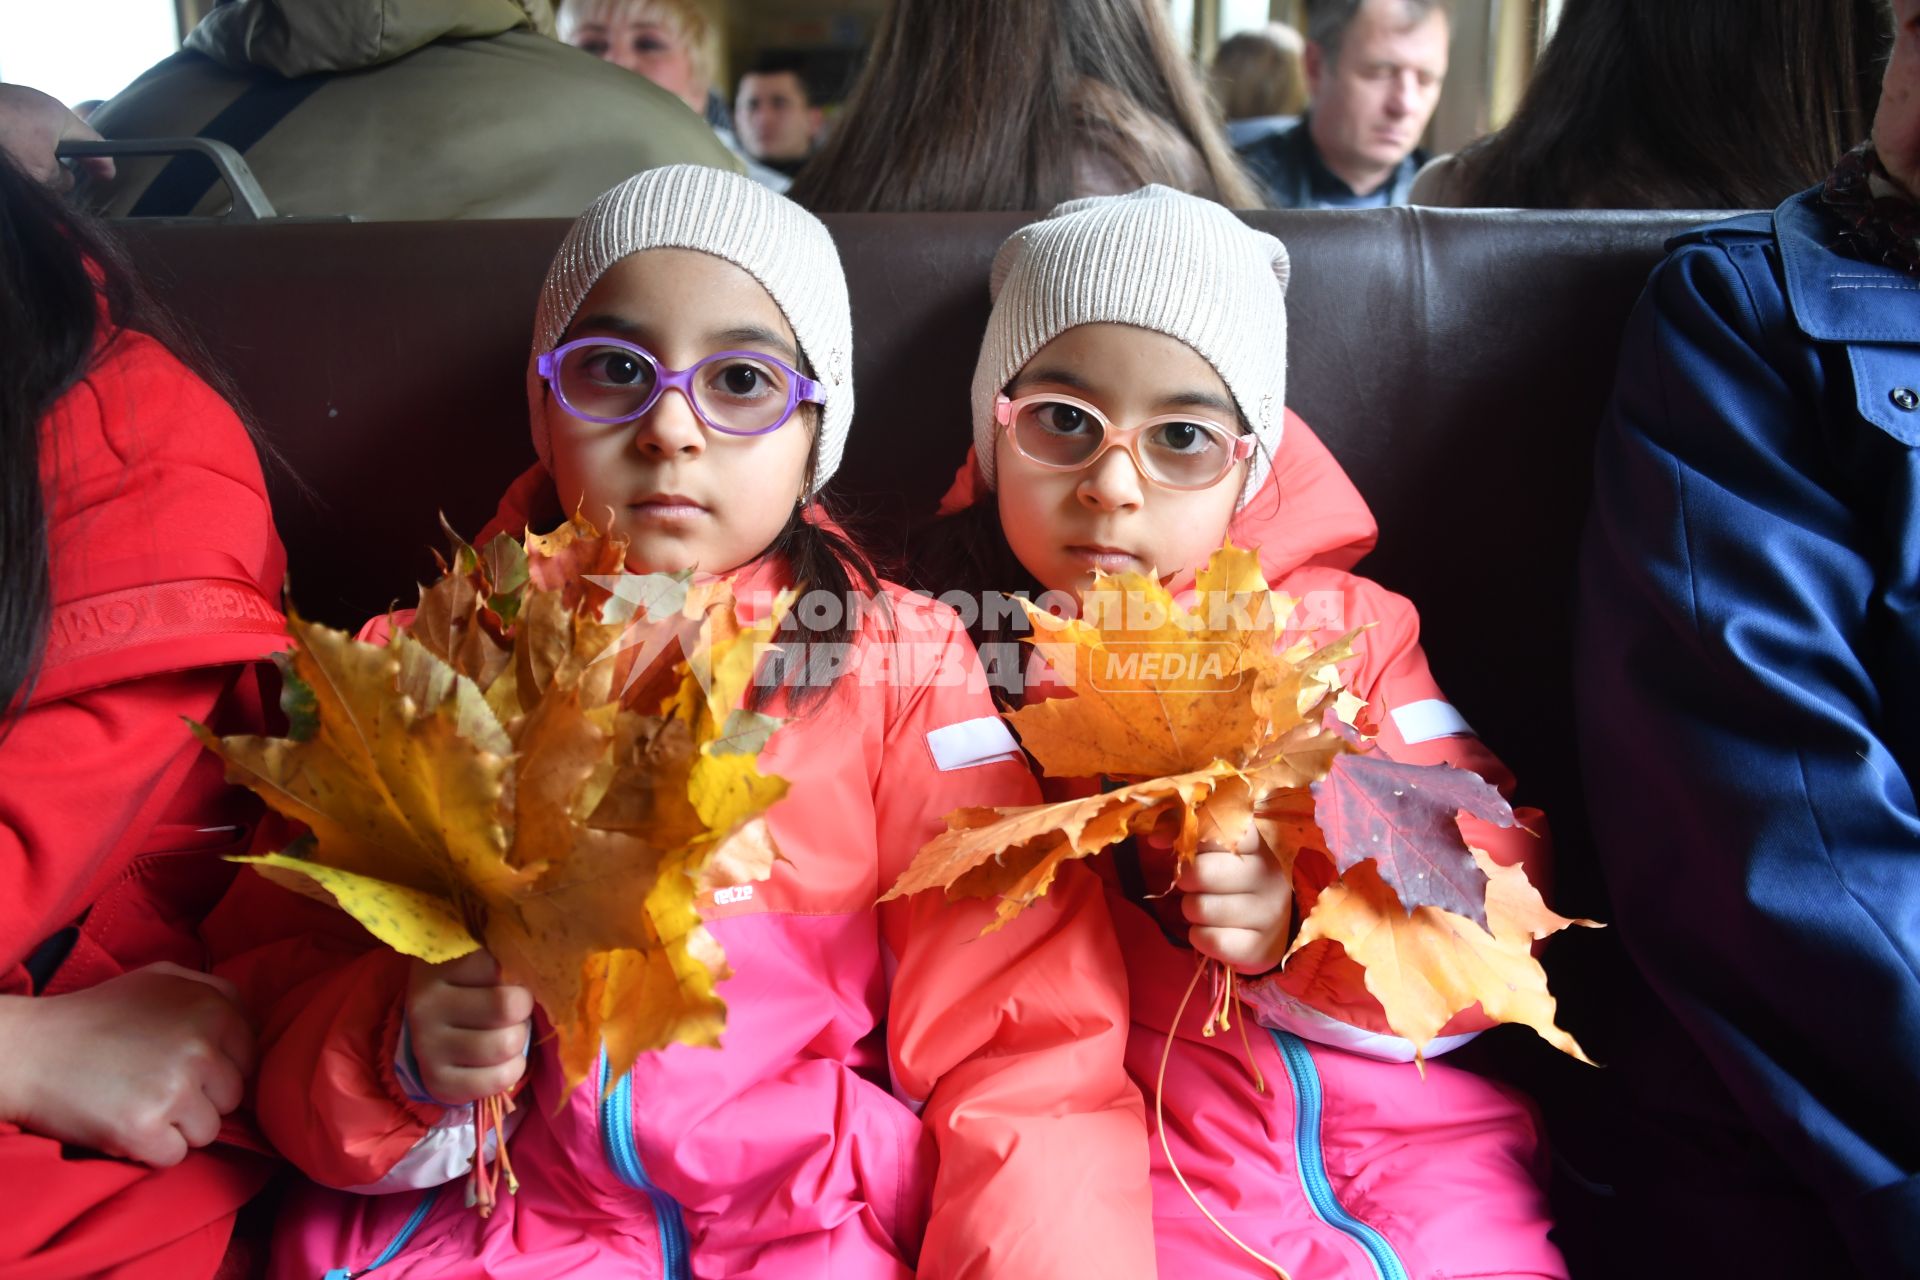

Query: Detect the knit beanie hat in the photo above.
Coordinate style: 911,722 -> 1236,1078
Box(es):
528,165 -> 854,494
970,185 -> 1290,506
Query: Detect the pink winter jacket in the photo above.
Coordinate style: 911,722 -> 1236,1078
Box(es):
970,413 -> 1569,1278
232,467 -> 1157,1280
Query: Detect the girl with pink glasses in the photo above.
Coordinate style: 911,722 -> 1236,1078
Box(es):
918,185 -> 1569,1277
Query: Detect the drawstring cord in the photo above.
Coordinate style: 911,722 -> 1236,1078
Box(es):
467,1092 -> 520,1216
1157,954 -> 1293,1279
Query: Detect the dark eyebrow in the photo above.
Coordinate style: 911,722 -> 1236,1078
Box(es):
1160,390 -> 1238,417
567,316 -> 801,365
1008,365 -> 1237,418
1006,365 -> 1094,395
570,312 -> 645,340
709,325 -> 800,364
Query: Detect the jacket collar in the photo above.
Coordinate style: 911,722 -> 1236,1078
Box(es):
1777,186 -> 1920,344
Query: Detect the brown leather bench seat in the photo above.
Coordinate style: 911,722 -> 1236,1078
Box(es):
118,208 -> 1717,1272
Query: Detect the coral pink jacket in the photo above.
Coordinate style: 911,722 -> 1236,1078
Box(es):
982,412 -> 1570,1278
236,466 -> 1156,1280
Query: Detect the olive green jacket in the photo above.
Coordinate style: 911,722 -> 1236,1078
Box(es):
88,0 -> 739,220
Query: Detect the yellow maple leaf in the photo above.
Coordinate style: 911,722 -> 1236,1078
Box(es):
884,544 -> 1354,926
200,522 -> 787,1096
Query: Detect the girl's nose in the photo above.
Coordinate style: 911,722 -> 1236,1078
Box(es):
633,386 -> 706,457
1076,444 -> 1145,511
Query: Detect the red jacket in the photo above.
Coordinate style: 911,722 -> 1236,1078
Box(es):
0,325 -> 286,1278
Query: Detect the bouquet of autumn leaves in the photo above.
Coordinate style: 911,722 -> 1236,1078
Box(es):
195,516 -> 788,1209
883,544 -> 1595,1065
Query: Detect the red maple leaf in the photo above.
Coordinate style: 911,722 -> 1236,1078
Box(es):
1309,754 -> 1515,926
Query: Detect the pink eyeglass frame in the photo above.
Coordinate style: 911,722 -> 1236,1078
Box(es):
994,392 -> 1254,490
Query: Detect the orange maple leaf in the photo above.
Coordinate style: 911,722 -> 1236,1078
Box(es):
1287,852 -> 1599,1063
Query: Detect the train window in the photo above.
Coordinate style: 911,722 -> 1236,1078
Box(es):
0,0 -> 177,112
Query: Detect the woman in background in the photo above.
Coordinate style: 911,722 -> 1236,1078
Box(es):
557,0 -> 792,190
1413,0 -> 1887,208
789,0 -> 1262,212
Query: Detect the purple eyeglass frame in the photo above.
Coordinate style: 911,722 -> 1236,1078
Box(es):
537,335 -> 823,436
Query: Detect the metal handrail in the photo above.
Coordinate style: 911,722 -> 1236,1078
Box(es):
57,137 -> 278,222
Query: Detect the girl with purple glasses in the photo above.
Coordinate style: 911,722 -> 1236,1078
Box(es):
234,166 -> 1153,1280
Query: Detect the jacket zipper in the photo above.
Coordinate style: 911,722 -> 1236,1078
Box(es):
599,1058 -> 693,1280
1269,1029 -> 1412,1280
321,1185 -> 442,1280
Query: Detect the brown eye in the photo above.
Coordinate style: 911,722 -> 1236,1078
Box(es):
1034,402 -> 1095,437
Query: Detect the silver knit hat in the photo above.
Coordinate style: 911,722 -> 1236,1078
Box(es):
528,165 -> 854,493
970,185 -> 1290,506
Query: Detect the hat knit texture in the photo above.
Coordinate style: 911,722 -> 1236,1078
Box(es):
528,164 -> 854,493
970,185 -> 1290,506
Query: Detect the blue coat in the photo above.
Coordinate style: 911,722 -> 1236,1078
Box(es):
1576,187 -> 1920,1276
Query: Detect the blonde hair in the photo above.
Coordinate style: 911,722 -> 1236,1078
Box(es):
556,0 -> 714,87
1210,23 -> 1307,120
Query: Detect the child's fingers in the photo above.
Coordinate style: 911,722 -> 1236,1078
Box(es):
423,1055 -> 527,1106
1181,889 -> 1270,930
438,981 -> 535,1031
1177,849 -> 1268,895
435,949 -> 506,988
437,1023 -> 531,1070
1188,926 -> 1273,975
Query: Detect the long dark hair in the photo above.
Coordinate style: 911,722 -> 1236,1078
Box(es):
754,480 -> 885,715
0,155 -> 129,717
1454,0 -> 1889,209
789,0 -> 1264,212
904,496 -> 1039,708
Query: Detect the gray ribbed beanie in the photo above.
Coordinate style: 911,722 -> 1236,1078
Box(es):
528,165 -> 854,493
970,186 -> 1290,506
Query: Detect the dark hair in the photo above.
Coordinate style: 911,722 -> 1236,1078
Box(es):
1308,0 -> 1450,63
741,51 -> 815,104
904,497 -> 1039,707
753,490 -> 886,715
788,0 -> 1264,212
737,369 -> 885,715
1452,0 -> 1889,209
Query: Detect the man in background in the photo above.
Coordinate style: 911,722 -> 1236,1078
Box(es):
1237,0 -> 1449,208
84,0 -> 738,221
734,53 -> 823,178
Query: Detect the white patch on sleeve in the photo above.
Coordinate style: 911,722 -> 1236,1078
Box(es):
342,1103 -> 525,1195
1389,699 -> 1474,745
925,716 -> 1022,772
